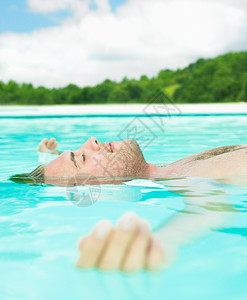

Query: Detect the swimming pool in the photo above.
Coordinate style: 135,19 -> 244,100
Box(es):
0,114 -> 247,300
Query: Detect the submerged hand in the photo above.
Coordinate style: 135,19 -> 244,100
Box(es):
76,212 -> 165,273
37,137 -> 59,154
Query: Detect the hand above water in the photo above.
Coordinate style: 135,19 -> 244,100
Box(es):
76,212 -> 167,273
37,137 -> 60,155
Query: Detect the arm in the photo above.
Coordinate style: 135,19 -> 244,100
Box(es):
155,178 -> 237,266
76,178 -> 237,272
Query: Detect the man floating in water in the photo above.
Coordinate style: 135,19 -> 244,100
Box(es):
11,137 -> 243,272
37,137 -> 247,179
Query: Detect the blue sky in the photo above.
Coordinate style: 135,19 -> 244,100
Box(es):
0,0 -> 127,33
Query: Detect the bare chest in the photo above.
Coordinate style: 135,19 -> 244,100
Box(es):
174,148 -> 247,178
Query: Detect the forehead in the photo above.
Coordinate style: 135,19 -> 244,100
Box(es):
44,151 -> 75,177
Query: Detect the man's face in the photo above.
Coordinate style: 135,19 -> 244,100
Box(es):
44,137 -> 149,180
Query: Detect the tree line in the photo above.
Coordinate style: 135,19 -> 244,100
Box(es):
0,51 -> 246,105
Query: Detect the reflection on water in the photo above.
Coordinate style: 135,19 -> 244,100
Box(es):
1,115 -> 247,299
1,175 -> 247,300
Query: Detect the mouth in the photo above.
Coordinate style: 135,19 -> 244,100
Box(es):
109,142 -> 114,153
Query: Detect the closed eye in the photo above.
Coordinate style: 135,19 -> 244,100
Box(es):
70,152 -> 77,167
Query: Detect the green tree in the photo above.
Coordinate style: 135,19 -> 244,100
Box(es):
1,51 -> 247,105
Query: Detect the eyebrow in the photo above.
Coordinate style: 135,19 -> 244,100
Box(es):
70,152 -> 77,167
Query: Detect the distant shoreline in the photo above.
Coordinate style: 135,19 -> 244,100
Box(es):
1,52 -> 246,105
1,103 -> 247,117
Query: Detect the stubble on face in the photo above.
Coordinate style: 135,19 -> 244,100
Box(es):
106,139 -> 149,178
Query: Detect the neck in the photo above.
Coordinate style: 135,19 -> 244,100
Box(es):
147,163 -> 176,177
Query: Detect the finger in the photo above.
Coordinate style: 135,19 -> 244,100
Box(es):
76,220 -> 113,269
51,141 -> 58,150
145,236 -> 164,272
37,141 -> 47,152
121,219 -> 150,273
78,235 -> 88,251
96,212 -> 139,271
41,138 -> 48,145
37,142 -> 42,152
47,137 -> 56,149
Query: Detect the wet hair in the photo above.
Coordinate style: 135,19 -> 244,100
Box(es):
9,164 -> 46,185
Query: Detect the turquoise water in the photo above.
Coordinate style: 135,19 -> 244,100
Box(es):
0,115 -> 247,300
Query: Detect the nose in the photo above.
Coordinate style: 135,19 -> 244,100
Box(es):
75,137 -> 100,155
89,137 -> 100,151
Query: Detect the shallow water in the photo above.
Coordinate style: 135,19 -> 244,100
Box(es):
0,115 -> 247,300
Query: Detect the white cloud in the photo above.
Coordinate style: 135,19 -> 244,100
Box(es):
0,0 -> 247,88
27,0 -> 75,13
